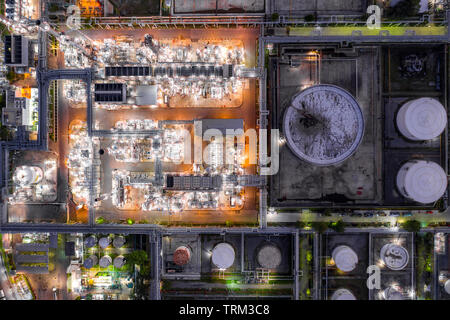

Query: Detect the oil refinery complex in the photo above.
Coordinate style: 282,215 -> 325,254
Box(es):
0,0 -> 449,304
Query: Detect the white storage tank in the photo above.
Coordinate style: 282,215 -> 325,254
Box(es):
332,245 -> 358,272
445,279 -> 450,295
99,237 -> 111,249
212,243 -> 235,270
99,255 -> 112,268
173,246 -> 191,266
84,235 -> 96,248
257,244 -> 282,269
396,160 -> 447,204
13,166 -> 43,186
380,243 -> 409,271
113,236 -> 126,248
113,255 -> 126,269
331,288 -> 356,300
83,255 -> 98,269
396,98 -> 447,141
383,287 -> 404,300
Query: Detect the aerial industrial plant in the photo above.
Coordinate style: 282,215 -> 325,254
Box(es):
0,0 -> 448,307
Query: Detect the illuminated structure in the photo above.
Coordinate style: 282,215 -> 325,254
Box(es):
380,243 -> 409,271
396,160 -> 447,204
84,236 -> 97,248
83,255 -> 98,269
257,244 -> 282,269
331,288 -> 356,300
211,243 -> 235,270
113,256 -> 126,269
383,286 -> 404,300
99,237 -> 111,249
332,245 -> 358,272
99,255 -> 112,268
113,236 -> 126,249
173,246 -> 191,266
13,166 -> 43,186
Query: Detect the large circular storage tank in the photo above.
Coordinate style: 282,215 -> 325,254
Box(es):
380,243 -> 409,270
257,244 -> 282,269
84,235 -> 96,248
83,255 -> 98,269
113,256 -> 126,269
99,237 -> 111,249
384,287 -> 404,300
332,245 -> 358,272
331,288 -> 356,300
212,243 -> 235,270
396,160 -> 447,204
113,236 -> 126,248
173,246 -> 191,266
445,279 -> 450,295
99,255 -> 112,268
13,166 -> 43,186
396,98 -> 447,141
283,85 -> 364,166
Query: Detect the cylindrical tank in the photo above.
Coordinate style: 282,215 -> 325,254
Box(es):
212,243 -> 235,270
396,98 -> 447,141
84,235 -> 96,248
384,287 -> 404,300
445,279 -> 450,295
99,237 -> 111,249
331,288 -> 356,300
380,243 -> 409,270
396,160 -> 447,204
257,244 -> 282,269
113,236 -> 126,248
13,166 -> 43,186
83,255 -> 98,269
332,245 -> 358,272
113,255 -> 126,269
99,255 -> 112,268
173,246 -> 191,266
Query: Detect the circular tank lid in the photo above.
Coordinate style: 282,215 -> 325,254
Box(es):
384,287 -> 404,300
331,288 -> 356,300
212,243 -> 235,270
173,246 -> 191,266
83,257 -> 94,269
397,160 -> 447,204
99,255 -> 112,268
257,244 -> 282,269
113,256 -> 125,268
283,84 -> 364,166
332,245 -> 358,272
99,237 -> 111,249
398,98 -> 447,140
380,243 -> 409,270
113,236 -> 126,248
84,236 -> 96,248
444,279 -> 450,295
14,166 -> 42,186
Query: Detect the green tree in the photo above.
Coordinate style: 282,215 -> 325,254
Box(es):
402,220 -> 421,232
329,220 -> 345,233
125,250 -> 148,267
304,14 -> 316,22
311,221 -> 329,233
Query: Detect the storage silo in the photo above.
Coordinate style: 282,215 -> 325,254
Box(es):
396,98 -> 447,141
332,245 -> 358,272
173,246 -> 191,266
99,255 -> 112,268
257,244 -> 282,269
283,85 -> 364,166
445,279 -> 450,295
113,236 -> 126,249
13,166 -> 43,186
83,255 -> 98,269
84,235 -> 96,248
380,243 -> 409,271
383,287 -> 404,300
113,255 -> 126,269
396,160 -> 447,204
99,237 -> 111,249
331,288 -> 356,300
211,243 -> 235,270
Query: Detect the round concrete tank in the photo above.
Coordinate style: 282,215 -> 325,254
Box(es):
13,166 -> 43,186
283,84 -> 364,166
332,245 -> 358,272
113,236 -> 126,248
83,255 -> 98,269
380,243 -> 409,270
384,287 -> 404,300
212,243 -> 235,270
396,98 -> 447,141
331,288 -> 356,300
99,237 -> 111,249
113,255 -> 126,269
445,279 -> 450,295
84,235 -> 96,248
173,246 -> 191,266
396,160 -> 447,204
99,255 -> 112,268
257,244 -> 282,269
